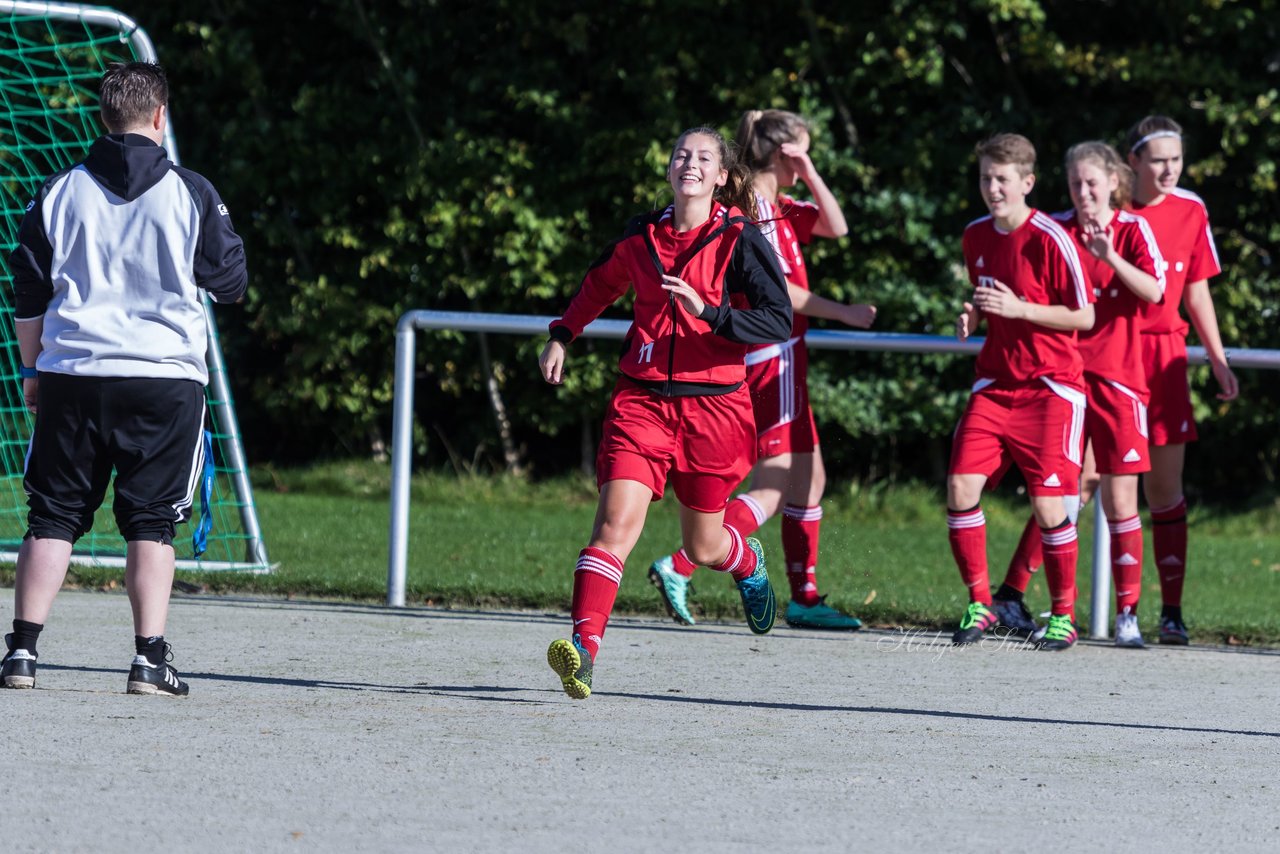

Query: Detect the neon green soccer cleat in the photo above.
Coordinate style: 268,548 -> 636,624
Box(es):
784,597 -> 862,630
547,635 -> 593,699
736,538 -> 776,635
952,601 -> 999,645
648,554 -> 696,626
1036,613 -> 1078,651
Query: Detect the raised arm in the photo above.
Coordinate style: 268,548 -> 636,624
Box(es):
785,142 -> 848,239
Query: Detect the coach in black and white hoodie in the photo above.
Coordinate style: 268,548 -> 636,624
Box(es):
1,62 -> 247,697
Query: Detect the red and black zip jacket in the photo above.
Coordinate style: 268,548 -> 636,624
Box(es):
549,203 -> 792,396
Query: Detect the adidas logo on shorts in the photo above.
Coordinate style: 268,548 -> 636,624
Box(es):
1123,448 -> 1141,463
1043,473 -> 1061,487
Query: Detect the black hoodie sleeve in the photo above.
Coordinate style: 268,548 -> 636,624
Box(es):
10,176 -> 61,319
696,223 -> 793,344
175,167 -> 248,304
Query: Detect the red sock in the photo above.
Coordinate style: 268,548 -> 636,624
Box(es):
781,504 -> 822,606
665,495 -> 768,579
1041,520 -> 1078,620
670,548 -> 697,578
947,506 -> 990,604
1109,514 -> 1144,613
1001,514 -> 1043,594
1150,497 -> 1187,608
570,547 -> 622,661
725,494 -> 767,538
708,524 -> 757,582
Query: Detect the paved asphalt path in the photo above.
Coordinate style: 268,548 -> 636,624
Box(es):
3,590 -> 1277,852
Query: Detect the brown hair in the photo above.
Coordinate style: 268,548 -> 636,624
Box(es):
99,61 -> 168,133
1125,115 -> 1182,157
735,109 -> 809,172
671,126 -> 758,220
1065,140 -> 1133,210
974,132 -> 1036,177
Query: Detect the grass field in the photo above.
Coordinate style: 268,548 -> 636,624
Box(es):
4,460 -> 1278,645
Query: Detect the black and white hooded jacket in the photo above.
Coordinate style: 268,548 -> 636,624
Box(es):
9,133 -> 248,385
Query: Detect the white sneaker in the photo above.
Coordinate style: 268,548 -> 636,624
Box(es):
1114,607 -> 1145,648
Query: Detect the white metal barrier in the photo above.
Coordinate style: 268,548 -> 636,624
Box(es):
388,310 -> 1280,640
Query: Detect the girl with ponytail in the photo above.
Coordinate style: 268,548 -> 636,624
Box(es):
539,127 -> 793,698
648,110 -> 877,632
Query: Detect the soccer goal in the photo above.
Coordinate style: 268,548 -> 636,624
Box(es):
0,1 -> 270,571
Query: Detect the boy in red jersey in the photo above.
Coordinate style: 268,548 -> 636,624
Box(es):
990,142 -> 1165,647
540,127 -> 792,699
1125,115 -> 1238,645
647,109 -> 876,632
949,133 -> 1094,651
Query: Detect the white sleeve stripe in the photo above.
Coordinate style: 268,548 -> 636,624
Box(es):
1204,223 -> 1221,270
755,193 -> 791,274
1031,212 -> 1089,308
1119,211 -> 1167,294
1169,189 -> 1221,271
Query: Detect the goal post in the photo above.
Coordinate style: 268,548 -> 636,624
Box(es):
0,1 -> 270,571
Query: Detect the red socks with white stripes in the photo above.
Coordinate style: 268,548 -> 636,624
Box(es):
570,547 -> 622,662
707,524 -> 757,582
1108,514 -> 1144,613
1150,497 -> 1187,608
668,494 -> 767,579
782,504 -> 822,606
947,505 -> 990,604
1040,518 -> 1078,620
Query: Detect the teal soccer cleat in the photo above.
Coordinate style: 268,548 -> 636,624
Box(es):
648,554 -> 696,626
736,538 -> 776,635
784,597 -> 862,630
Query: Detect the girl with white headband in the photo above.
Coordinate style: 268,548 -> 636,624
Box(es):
1124,114 -> 1238,646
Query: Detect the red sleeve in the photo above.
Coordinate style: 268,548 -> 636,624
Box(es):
782,196 -> 821,245
1047,232 -> 1092,309
1186,206 -> 1222,283
549,239 -> 634,342
961,227 -> 980,287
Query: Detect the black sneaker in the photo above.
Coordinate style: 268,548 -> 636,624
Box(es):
126,643 -> 190,696
2,633 -> 37,689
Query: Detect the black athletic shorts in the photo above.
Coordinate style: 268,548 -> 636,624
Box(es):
24,374 -> 206,545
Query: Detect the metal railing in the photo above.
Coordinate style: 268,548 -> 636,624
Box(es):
388,310 -> 1280,640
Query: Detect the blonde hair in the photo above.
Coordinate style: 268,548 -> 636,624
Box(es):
671,126 -> 758,220
1065,141 -> 1133,210
975,132 -> 1036,177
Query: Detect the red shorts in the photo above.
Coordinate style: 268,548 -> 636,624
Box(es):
1084,375 -> 1150,475
596,379 -> 756,513
1142,331 -> 1197,445
950,380 -> 1085,497
745,337 -> 818,458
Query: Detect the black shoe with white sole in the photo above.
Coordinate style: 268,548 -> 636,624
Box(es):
2,633 -> 37,689
126,643 -> 189,696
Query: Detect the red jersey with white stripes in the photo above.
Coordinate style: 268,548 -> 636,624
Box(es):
962,209 -> 1092,388
1130,188 -> 1220,336
1051,209 -> 1165,391
549,203 -> 792,391
753,192 -> 820,342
